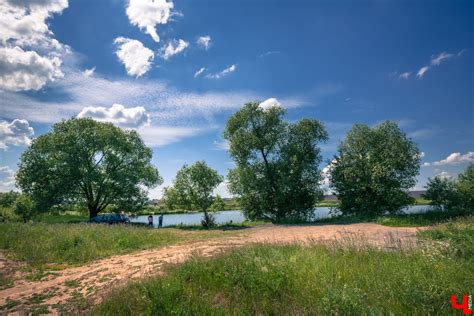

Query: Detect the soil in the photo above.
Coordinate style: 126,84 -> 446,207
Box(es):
0,223 -> 425,314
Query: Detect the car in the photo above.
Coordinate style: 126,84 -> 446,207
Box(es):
87,213 -> 130,224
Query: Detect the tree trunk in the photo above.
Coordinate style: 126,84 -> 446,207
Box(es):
89,206 -> 99,219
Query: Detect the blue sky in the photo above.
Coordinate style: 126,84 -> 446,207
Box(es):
0,0 -> 473,198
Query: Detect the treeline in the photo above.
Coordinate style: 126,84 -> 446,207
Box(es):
2,101 -> 472,225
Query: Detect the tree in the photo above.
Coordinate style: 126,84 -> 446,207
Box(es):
209,194 -> 226,212
224,102 -> 328,221
423,176 -> 458,210
330,121 -> 420,216
163,161 -> 223,227
0,191 -> 20,207
455,163 -> 474,212
16,118 -> 162,218
13,194 -> 36,223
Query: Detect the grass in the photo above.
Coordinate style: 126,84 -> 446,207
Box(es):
94,218 -> 473,315
0,223 -> 237,268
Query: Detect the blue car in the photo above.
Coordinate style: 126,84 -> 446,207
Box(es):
87,214 -> 130,224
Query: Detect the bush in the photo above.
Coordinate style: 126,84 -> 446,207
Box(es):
13,194 -> 36,223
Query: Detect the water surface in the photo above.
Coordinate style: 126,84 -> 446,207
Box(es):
131,205 -> 431,228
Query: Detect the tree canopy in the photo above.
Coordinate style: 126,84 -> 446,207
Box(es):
224,102 -> 328,221
162,161 -> 223,226
329,121 -> 420,216
16,118 -> 162,218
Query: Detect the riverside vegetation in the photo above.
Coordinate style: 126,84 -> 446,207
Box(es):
93,217 -> 473,315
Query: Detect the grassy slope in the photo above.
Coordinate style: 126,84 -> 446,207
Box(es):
94,218 -> 473,315
0,223 -> 235,268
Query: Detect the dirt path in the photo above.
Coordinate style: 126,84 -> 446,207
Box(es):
0,223 -> 424,314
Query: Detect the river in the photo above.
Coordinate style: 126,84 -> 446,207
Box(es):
130,205 -> 431,228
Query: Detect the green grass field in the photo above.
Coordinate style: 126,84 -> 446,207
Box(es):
93,217 -> 473,315
0,223 -> 235,269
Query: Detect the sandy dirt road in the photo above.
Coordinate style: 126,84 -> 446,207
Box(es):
0,223 -> 424,314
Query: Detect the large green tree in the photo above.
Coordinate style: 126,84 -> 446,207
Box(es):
162,161 -> 223,226
330,121 -> 420,216
224,102 -> 328,221
16,118 -> 162,218
456,163 -> 474,212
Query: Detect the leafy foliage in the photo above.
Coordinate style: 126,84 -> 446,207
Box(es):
13,194 -> 36,223
224,102 -> 328,221
456,163 -> 474,212
330,121 -> 420,216
0,191 -> 20,207
16,118 -> 162,218
424,163 -> 474,213
162,161 -> 223,227
423,177 -> 458,210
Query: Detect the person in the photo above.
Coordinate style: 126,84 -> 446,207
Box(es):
148,215 -> 153,227
158,214 -> 163,228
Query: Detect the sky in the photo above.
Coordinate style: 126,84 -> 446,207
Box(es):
0,0 -> 473,199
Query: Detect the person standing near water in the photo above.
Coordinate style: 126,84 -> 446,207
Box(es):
158,214 -> 163,228
148,215 -> 153,227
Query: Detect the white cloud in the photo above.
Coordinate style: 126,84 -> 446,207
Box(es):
159,39 -> 188,60
0,165 -> 16,191
77,104 -> 150,128
114,37 -> 154,77
126,0 -> 174,42
259,98 -> 282,110
83,66 -> 95,77
213,140 -> 230,150
206,64 -> 236,79
0,119 -> 34,149
137,126 -> 204,147
423,152 -> 474,167
0,0 -> 68,91
196,35 -> 211,50
194,67 -> 205,78
0,69 -> 307,127
435,171 -> 452,180
430,51 -> 454,66
416,66 -> 429,79
259,51 -> 280,58
0,46 -> 63,91
398,72 -> 411,80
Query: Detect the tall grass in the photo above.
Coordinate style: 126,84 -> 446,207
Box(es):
94,237 -> 473,315
0,223 -> 233,268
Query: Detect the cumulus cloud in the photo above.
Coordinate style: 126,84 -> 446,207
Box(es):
126,0 -> 174,42
423,152 -> 474,167
83,66 -> 95,77
0,165 -> 16,191
0,0 -> 68,91
77,104 -> 150,128
114,37 -> 154,77
194,67 -> 206,78
0,46 -> 63,91
0,119 -> 34,149
159,39 -> 188,60
206,64 -> 236,79
196,35 -> 211,50
435,171 -> 452,179
259,98 -> 282,110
